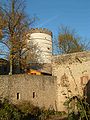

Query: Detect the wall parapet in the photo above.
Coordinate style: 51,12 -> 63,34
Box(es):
52,51 -> 90,64
29,28 -> 52,37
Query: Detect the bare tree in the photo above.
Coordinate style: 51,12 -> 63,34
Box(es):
0,8 -> 7,39
58,26 -> 85,54
0,0 -> 37,74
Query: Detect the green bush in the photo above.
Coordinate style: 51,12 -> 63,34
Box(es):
0,99 -> 68,120
64,95 -> 90,120
0,99 -> 21,120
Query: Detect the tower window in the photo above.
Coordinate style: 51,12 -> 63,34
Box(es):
17,93 -> 20,100
33,92 -> 35,98
47,47 -> 50,50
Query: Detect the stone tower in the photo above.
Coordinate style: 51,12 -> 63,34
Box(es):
27,28 -> 53,74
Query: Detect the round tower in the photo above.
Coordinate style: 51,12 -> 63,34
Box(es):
27,28 -> 53,74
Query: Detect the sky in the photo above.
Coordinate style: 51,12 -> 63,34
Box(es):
26,0 -> 90,43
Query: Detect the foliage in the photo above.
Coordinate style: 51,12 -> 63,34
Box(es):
0,98 -> 68,120
0,0 -> 37,74
38,107 -> 55,120
58,26 -> 85,54
38,107 -> 67,120
0,99 -> 42,120
64,95 -> 90,120
0,99 -> 21,120
0,9 -> 7,39
16,101 -> 41,118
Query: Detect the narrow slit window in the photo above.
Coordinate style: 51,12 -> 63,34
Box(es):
17,93 -> 20,100
33,92 -> 35,98
47,47 -> 50,50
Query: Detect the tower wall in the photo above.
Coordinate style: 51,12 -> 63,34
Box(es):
27,28 -> 52,64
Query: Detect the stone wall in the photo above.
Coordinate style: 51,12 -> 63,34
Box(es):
52,51 -> 90,111
0,74 -> 57,110
1,51 -> 90,112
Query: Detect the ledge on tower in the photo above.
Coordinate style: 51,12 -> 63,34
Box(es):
29,28 -> 52,37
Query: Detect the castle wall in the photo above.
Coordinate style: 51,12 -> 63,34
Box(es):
1,51 -> 90,112
52,51 -> 90,111
0,74 -> 57,110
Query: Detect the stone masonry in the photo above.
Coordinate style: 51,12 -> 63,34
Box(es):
0,74 -> 57,110
0,51 -> 90,111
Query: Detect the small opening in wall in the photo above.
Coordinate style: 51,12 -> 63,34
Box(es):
17,93 -> 20,100
33,92 -> 35,98
31,73 -> 36,75
47,47 -> 50,50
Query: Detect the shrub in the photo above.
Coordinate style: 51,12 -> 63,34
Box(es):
0,99 -> 21,120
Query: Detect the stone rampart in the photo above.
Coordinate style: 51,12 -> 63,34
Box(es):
53,51 -> 90,65
52,51 -> 90,111
0,74 -> 57,110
